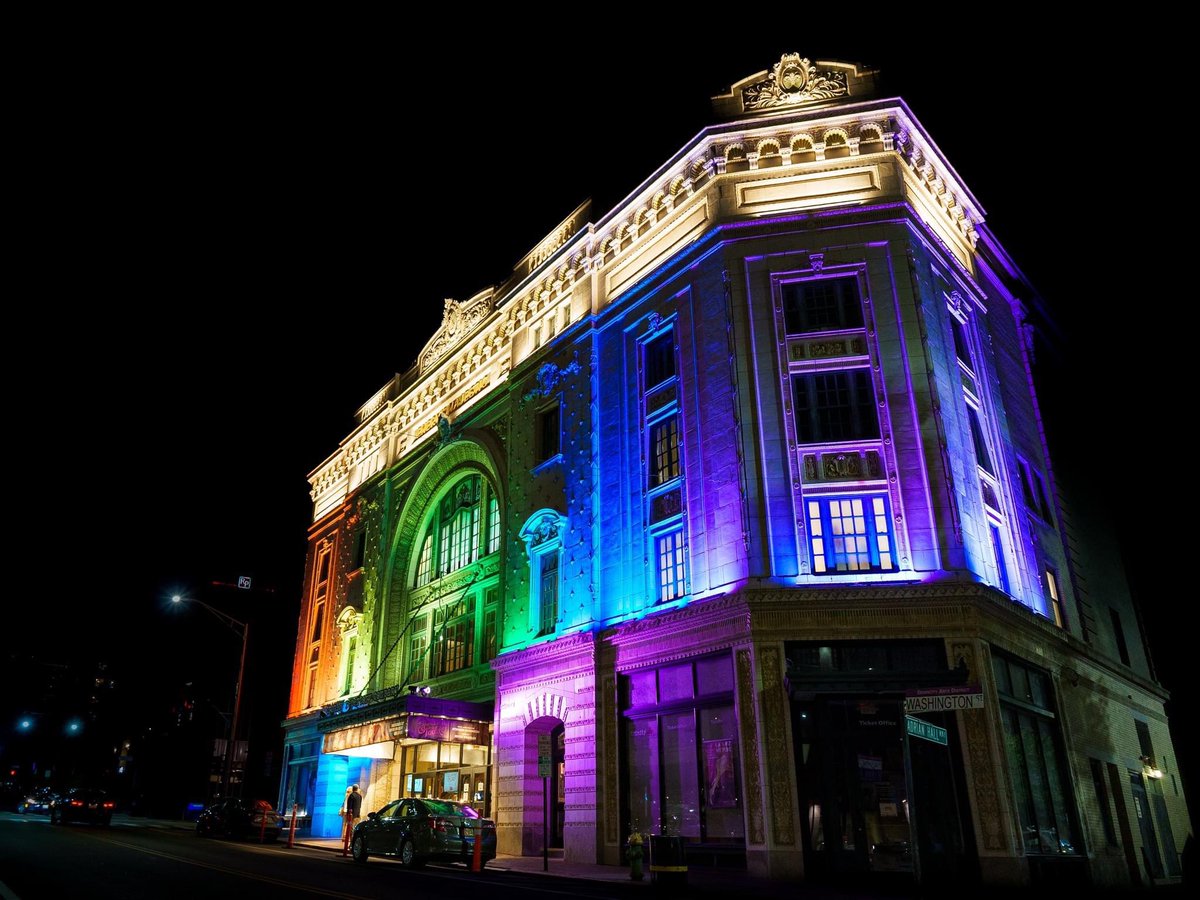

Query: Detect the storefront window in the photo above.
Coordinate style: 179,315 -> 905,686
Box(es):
400,739 -> 492,816
993,653 -> 1079,856
621,653 -> 743,844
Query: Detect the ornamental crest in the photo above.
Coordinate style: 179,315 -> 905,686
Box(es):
418,289 -> 495,373
742,54 -> 847,110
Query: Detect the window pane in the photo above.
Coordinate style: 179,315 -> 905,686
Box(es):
967,406 -> 994,475
539,552 -> 559,635
627,717 -> 660,834
783,278 -> 863,334
792,369 -> 879,443
696,655 -> 733,695
656,529 -> 686,602
645,331 -> 675,389
661,711 -> 700,837
650,416 -> 682,487
659,663 -> 694,702
627,670 -> 657,708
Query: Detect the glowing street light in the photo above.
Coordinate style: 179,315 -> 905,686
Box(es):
171,593 -> 249,800
18,718 -> 33,731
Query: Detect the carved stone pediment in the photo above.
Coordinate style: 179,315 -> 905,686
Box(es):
418,289 -> 495,374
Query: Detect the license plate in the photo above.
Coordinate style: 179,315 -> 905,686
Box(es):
89,803 -> 98,809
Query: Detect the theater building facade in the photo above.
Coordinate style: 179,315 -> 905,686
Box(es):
279,55 -> 1190,887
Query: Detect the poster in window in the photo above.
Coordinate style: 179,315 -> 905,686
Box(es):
704,738 -> 738,808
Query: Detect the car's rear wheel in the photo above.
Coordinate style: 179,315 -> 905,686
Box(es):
351,834 -> 368,864
399,838 -> 423,868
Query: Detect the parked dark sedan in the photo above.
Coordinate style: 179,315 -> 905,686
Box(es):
50,789 -> 114,825
351,798 -> 496,869
195,798 -> 284,841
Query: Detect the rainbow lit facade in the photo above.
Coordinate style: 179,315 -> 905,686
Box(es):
279,56 -> 1190,887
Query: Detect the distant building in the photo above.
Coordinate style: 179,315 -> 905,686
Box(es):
279,55 -> 1190,888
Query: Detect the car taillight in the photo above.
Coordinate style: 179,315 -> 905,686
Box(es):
102,802 -> 115,809
483,822 -> 495,831
70,800 -> 84,807
431,817 -> 451,833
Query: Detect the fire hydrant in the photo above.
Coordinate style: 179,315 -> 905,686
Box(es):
627,831 -> 644,881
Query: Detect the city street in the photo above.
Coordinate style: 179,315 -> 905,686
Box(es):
0,812 -> 647,900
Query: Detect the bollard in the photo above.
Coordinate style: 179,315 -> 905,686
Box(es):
627,832 -> 644,881
286,803 -> 298,849
471,819 -> 483,873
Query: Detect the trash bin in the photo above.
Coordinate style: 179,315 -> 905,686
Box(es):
649,834 -> 687,887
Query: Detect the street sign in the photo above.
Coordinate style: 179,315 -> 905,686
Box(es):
237,576 -> 252,590
905,715 -> 948,746
904,684 -> 984,713
538,732 -> 552,778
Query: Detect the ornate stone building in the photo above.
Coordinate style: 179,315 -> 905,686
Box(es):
279,55 -> 1190,888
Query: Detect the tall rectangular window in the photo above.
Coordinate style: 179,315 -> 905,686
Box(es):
951,316 -> 974,369
483,608 -> 497,663
536,404 -> 560,464
539,552 -> 559,636
342,635 -> 357,696
990,524 -> 1011,595
434,597 -> 475,676
1045,568 -> 1065,628
782,277 -> 863,334
791,369 -> 879,443
408,617 -> 427,681
416,534 -> 433,587
1110,608 -> 1131,665
1088,758 -> 1118,847
487,495 -> 501,555
644,330 -> 675,390
1031,469 -> 1054,523
656,528 -> 686,603
649,416 -> 681,487
806,494 -> 895,574
993,653 -> 1079,856
966,405 -> 994,475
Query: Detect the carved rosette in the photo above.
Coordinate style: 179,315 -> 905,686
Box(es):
742,54 -> 848,110
736,649 -> 766,845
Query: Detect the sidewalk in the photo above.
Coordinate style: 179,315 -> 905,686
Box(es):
292,834 -> 644,882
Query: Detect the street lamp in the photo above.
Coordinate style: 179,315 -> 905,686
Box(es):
172,594 -> 249,800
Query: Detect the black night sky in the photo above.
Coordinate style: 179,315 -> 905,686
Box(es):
4,25 -> 1187,814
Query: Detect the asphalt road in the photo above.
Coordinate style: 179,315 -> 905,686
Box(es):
0,812 -> 643,900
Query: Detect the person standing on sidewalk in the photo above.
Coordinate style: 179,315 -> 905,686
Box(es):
345,785 -> 362,829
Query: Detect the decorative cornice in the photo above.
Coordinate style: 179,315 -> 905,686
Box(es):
491,630 -> 597,674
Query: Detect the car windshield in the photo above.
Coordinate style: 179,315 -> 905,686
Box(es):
421,799 -> 480,818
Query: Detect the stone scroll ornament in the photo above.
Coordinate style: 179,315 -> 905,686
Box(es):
742,54 -> 847,110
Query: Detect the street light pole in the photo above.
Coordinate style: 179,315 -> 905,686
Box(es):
172,594 -> 249,801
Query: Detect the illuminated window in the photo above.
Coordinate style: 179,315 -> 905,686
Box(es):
538,552 -> 559,635
791,369 -> 879,443
649,416 -> 681,487
413,475 -> 500,588
416,534 -> 433,587
408,616 -> 427,682
782,277 -> 863,334
486,495 -> 501,555
483,607 -> 497,663
303,545 -> 333,708
433,596 -> 476,676
806,494 -> 895,574
341,634 -> 357,696
656,528 -> 687,603
521,510 -> 566,638
644,329 -> 675,390
1045,569 -> 1065,628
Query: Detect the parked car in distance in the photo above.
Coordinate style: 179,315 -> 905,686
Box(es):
351,797 -> 496,869
196,798 -> 284,841
20,788 -> 56,814
50,789 -> 114,825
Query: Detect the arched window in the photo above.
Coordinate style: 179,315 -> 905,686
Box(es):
521,509 -> 566,638
413,474 -> 501,587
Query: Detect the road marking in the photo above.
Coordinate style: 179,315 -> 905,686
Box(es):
0,878 -> 22,900
88,836 -> 359,899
